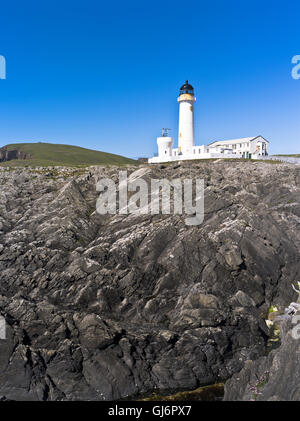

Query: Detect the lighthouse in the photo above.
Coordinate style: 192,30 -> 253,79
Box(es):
148,80 -> 270,164
177,80 -> 196,154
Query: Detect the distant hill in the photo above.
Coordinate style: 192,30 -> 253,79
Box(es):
0,142 -> 137,167
273,154 -> 300,158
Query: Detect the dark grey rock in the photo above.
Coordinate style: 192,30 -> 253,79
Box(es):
224,312 -> 300,401
0,161 -> 299,400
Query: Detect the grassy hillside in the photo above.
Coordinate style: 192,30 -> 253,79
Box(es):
273,154 -> 300,157
0,142 -> 137,167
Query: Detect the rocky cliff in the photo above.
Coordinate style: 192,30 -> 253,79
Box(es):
224,306 -> 300,401
0,161 -> 299,400
0,147 -> 31,162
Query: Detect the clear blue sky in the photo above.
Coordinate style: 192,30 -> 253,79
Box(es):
0,0 -> 299,157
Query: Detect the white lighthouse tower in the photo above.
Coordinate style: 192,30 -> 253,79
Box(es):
177,80 -> 196,154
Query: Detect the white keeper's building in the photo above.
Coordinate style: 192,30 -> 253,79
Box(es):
148,81 -> 269,163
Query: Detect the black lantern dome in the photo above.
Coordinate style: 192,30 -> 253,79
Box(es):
180,80 -> 194,95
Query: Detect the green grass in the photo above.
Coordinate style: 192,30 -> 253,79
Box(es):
268,305 -> 278,313
139,383 -> 224,401
0,142 -> 137,167
253,159 -> 283,164
273,154 -> 300,157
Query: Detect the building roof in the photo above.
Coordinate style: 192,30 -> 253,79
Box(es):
180,80 -> 194,93
208,136 -> 269,147
180,80 -> 194,90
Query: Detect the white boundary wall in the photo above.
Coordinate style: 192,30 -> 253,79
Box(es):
148,152 -> 244,164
